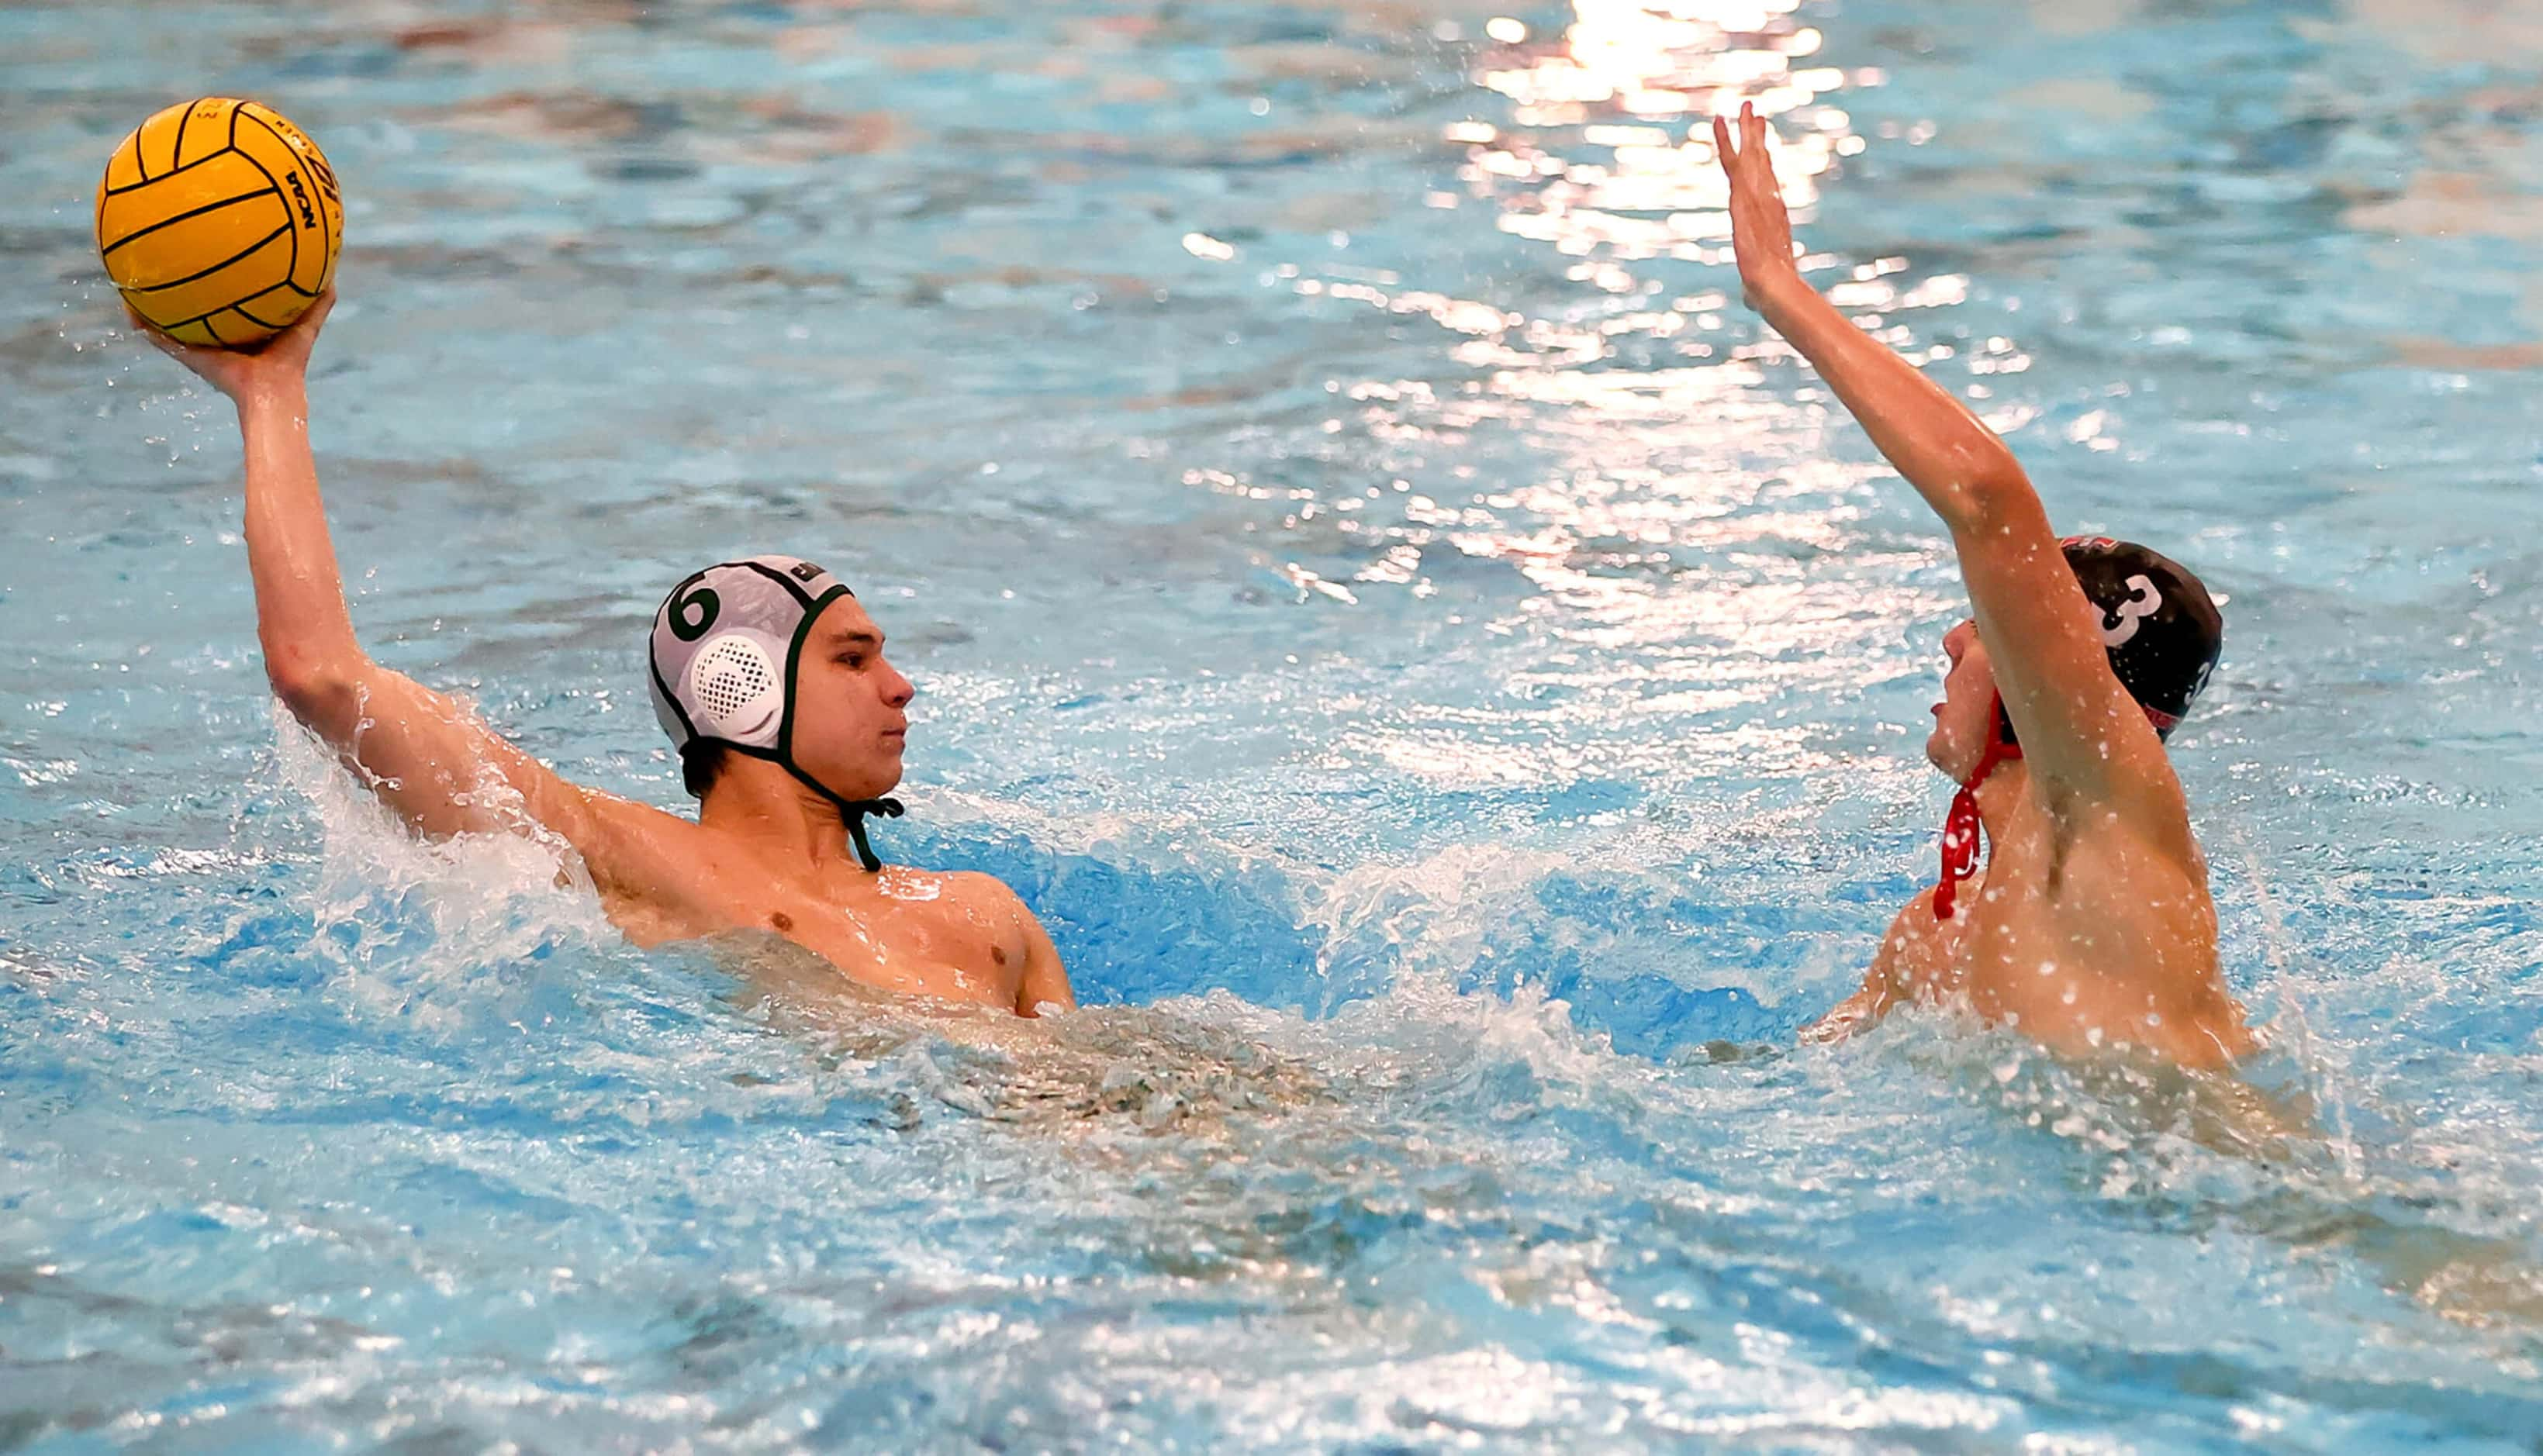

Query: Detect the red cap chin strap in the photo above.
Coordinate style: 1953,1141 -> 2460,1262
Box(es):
1933,702 -> 2021,921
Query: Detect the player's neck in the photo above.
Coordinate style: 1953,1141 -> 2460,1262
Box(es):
1971,757 -> 2030,846
698,768 -> 862,874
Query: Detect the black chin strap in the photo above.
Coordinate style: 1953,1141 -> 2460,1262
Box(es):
839,795 -> 904,874
776,759 -> 903,872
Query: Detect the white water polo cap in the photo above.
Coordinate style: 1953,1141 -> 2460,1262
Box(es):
646,556 -> 904,869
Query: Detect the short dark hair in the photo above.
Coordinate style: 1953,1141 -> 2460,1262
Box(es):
682,742 -> 732,799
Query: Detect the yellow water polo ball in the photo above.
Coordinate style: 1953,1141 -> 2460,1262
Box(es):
95,98 -> 344,348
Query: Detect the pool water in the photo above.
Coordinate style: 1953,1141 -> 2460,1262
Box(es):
6,0 -> 2543,1447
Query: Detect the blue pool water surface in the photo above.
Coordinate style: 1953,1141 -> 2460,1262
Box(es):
5,0 -> 2543,1448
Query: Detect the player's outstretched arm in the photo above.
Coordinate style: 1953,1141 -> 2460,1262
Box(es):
139,294 -> 633,855
1711,105 -> 2172,814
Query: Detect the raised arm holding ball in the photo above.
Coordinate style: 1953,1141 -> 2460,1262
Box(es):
120,118 -> 1070,1016
1710,104 -> 2249,1069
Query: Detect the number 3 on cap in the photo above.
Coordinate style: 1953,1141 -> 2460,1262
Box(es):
670,581 -> 720,642
2101,574 -> 2161,648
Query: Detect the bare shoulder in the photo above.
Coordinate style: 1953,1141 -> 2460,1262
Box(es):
1806,882 -> 1962,1044
1878,880 -> 1957,953
580,788 -> 707,848
1876,878 -> 1971,998
1880,882 -> 1945,937
938,869 -> 1037,921
569,790 -> 717,895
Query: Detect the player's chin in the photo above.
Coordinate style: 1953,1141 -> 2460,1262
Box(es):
1922,725 -> 1957,776
830,752 -> 904,800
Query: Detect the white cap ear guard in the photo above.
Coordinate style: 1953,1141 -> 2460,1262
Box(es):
686,631 -> 786,747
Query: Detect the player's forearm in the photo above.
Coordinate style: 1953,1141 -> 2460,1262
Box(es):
1748,274 -> 2033,535
235,385 -> 366,712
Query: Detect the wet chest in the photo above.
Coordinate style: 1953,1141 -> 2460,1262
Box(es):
760,874 -> 1026,1002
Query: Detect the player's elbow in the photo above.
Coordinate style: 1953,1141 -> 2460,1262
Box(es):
1944,453 -> 2043,537
264,648 -> 363,729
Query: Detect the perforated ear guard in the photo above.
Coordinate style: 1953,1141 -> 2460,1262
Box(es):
686,631 -> 785,746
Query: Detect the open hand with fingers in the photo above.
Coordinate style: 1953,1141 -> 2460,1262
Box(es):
1711,102 -> 1799,307
130,288 -> 335,407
